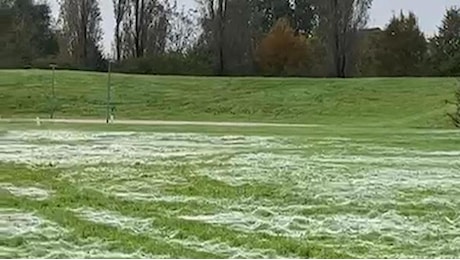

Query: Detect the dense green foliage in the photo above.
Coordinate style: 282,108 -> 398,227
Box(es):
374,12 -> 427,76
0,0 -> 59,67
431,8 -> 460,76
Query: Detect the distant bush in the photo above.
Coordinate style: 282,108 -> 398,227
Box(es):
114,52 -> 213,76
0,56 -> 23,69
28,57 -> 59,69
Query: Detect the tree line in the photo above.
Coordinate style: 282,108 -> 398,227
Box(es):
0,0 -> 459,77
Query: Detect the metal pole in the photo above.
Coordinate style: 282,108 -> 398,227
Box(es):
106,60 -> 112,124
50,64 -> 56,119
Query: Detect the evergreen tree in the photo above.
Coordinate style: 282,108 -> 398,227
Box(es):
375,11 -> 427,76
432,7 -> 460,76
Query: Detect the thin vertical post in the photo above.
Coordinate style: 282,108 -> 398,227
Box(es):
50,64 -> 56,119
106,60 -> 112,124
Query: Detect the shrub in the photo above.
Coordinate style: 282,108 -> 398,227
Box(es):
114,52 -> 213,76
256,18 -> 309,76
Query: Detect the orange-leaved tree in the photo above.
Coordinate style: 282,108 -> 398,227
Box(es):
256,18 -> 309,76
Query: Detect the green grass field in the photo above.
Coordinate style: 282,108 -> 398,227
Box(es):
0,69 -> 457,128
1,70 -> 460,258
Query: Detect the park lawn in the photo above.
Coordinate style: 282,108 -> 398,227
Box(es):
1,70 -> 459,258
1,122 -> 460,258
0,69 -> 457,128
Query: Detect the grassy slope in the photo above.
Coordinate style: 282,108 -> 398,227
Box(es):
0,69 -> 456,128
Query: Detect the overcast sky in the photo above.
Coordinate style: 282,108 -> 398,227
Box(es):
47,0 -> 459,55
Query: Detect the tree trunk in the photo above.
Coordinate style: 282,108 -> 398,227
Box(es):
114,0 -> 124,61
115,25 -> 121,60
216,0 -> 226,75
332,0 -> 341,77
139,0 -> 145,57
81,0 -> 88,65
134,0 -> 142,58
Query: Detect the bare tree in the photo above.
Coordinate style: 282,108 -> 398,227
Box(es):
317,0 -> 372,77
145,1 -> 170,56
113,0 -> 128,61
59,0 -> 103,68
120,0 -> 170,58
134,0 -> 145,57
196,0 -> 318,75
223,0 -> 254,74
215,0 -> 227,74
196,0 -> 228,74
167,4 -> 198,53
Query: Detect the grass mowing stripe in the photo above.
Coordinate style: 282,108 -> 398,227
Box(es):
0,207 -> 161,258
56,188 -> 341,258
1,194 -> 220,258
0,163 -> 351,258
1,125 -> 460,258
1,144 -> 458,258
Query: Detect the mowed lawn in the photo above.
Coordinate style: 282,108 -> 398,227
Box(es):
0,69 -> 457,128
1,123 -> 460,258
1,70 -> 460,258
